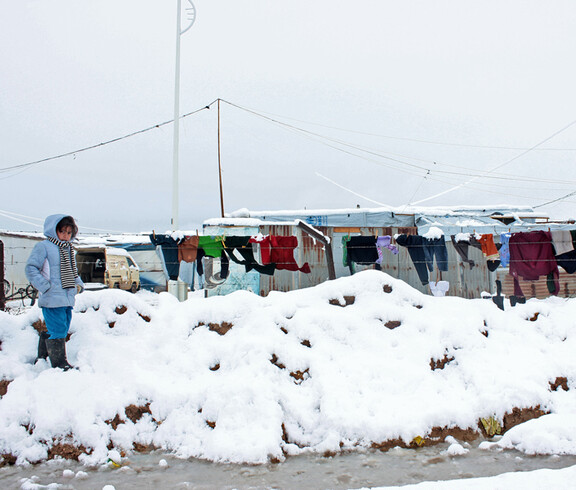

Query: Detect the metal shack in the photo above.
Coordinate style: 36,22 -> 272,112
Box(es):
202,205 -> 575,299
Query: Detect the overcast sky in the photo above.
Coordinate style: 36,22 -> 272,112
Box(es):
1,0 -> 576,234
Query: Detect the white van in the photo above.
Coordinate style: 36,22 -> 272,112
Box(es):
76,246 -> 140,292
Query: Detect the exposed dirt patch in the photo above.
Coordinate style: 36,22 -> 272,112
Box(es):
270,354 -> 286,370
430,354 -> 455,371
290,369 -> 310,385
413,304 -> 423,309
301,339 -> 312,348
502,406 -> 548,432
529,312 -> 540,321
206,420 -> 216,429
383,285 -> 393,294
280,327 -> 288,334
210,363 -> 220,371
329,296 -> 355,307
384,320 -> 402,330
125,403 -> 152,423
371,438 -> 408,451
115,305 -> 128,315
108,322 -> 116,329
48,443 -> 87,461
138,313 -> 151,323
106,414 -> 124,430
197,321 -> 234,335
32,319 -> 47,333
0,379 -> 12,396
550,377 -> 569,391
429,426 -> 479,442
0,453 -> 17,467
481,329 -> 489,337
133,442 -> 157,453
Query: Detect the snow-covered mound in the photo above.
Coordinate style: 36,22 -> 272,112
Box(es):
1,270 -> 576,466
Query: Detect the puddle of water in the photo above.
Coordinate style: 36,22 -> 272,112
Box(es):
2,440 -> 576,489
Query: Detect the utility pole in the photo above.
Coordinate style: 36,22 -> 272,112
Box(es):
171,0 -> 196,230
217,99 -> 225,218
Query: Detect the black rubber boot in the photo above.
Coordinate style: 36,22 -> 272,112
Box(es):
46,338 -> 74,371
35,332 -> 50,363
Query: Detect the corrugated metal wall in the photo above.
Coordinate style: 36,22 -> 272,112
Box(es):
496,269 -> 576,299
257,225 -> 497,298
205,224 -> 576,300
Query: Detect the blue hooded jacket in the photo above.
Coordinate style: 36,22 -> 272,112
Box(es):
25,214 -> 85,308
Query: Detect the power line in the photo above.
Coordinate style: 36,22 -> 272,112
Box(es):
232,105 -> 576,151
220,99 -> 576,187
0,102 -> 216,173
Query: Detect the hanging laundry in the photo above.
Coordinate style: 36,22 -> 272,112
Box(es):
198,236 -> 224,258
478,234 -> 501,272
346,236 -> 379,265
149,234 -> 180,281
224,236 -> 275,276
250,235 -> 310,273
499,233 -> 512,268
423,235 -> 448,272
341,236 -> 356,275
553,230 -> 576,274
551,230 -> 574,255
178,235 -> 199,263
269,235 -> 311,273
395,234 -> 430,285
249,235 -> 272,265
451,234 -> 475,269
509,231 -> 559,297
376,236 -> 399,264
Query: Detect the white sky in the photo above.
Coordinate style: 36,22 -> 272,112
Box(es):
1,0 -> 576,233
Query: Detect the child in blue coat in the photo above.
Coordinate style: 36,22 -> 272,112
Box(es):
25,214 -> 85,370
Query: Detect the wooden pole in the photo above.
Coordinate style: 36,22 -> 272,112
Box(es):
296,221 -> 336,280
217,99 -> 225,218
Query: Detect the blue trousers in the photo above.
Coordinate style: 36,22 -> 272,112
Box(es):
42,307 -> 73,339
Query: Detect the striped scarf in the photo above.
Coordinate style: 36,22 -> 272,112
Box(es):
47,236 -> 78,289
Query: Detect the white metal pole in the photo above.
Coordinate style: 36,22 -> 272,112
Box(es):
171,0 -> 182,231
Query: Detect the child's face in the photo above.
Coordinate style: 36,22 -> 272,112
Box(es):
57,226 -> 73,242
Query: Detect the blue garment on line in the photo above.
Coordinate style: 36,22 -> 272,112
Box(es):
424,236 -> 449,272
42,306 -> 73,339
500,233 -> 511,267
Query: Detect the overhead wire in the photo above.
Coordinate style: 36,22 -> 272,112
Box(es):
410,118 -> 576,205
244,107 -> 576,151
219,99 -> 576,187
0,101 -> 216,173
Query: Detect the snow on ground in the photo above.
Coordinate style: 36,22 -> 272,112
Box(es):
1,270 -> 576,469
370,464 -> 576,489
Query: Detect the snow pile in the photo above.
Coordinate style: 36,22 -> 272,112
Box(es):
1,270 -> 576,466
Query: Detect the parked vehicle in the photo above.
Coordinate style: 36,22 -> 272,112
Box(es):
76,246 -> 140,292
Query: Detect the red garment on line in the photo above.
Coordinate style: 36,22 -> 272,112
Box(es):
509,231 -> 559,297
250,235 -> 311,273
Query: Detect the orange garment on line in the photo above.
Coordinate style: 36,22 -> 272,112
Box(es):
178,236 -> 200,263
478,234 -> 500,261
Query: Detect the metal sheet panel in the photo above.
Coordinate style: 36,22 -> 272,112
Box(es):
496,269 -> 576,299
